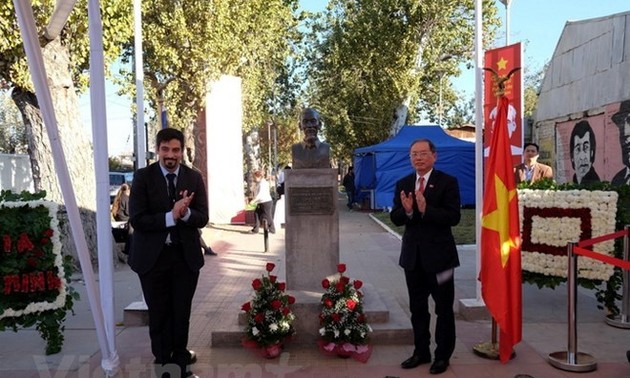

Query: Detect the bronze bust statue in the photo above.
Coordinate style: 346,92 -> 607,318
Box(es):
291,108 -> 331,169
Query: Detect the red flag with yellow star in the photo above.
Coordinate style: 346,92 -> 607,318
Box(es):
481,95 -> 522,363
483,43 -> 522,167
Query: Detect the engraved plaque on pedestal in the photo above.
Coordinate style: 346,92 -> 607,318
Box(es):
288,187 -> 335,215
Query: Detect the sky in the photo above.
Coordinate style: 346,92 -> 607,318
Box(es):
80,0 -> 629,155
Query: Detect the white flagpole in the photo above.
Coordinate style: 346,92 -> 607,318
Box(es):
88,0 -> 120,375
135,0 -> 146,169
474,0 -> 484,303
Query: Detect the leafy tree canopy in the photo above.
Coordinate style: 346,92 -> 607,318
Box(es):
304,0 -> 500,162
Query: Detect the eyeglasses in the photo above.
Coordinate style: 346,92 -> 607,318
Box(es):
410,151 -> 432,158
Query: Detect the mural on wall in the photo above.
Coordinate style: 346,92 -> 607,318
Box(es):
555,100 -> 630,185
610,100 -> 630,185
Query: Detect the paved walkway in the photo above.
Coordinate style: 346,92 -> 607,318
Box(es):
2,195 -> 629,377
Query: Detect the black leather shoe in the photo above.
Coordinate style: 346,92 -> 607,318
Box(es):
188,350 -> 197,364
401,354 -> 431,369
429,359 -> 449,374
204,247 -> 217,256
248,229 -> 259,234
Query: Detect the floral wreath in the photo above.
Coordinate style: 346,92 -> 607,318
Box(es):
517,179 -> 626,314
317,263 -> 372,363
0,191 -> 77,354
518,189 -> 617,281
241,262 -> 295,358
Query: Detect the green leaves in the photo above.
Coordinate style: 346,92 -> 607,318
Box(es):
304,0 -> 500,162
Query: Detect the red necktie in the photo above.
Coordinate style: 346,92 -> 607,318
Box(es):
419,177 -> 425,193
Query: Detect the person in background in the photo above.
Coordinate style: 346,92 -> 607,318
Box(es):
200,229 -> 216,256
276,165 -> 291,197
390,138 -> 461,375
111,183 -> 132,256
342,166 -> 356,210
513,143 -> 553,184
249,170 -> 275,234
570,120 -> 600,185
111,183 -> 130,221
128,128 -> 208,378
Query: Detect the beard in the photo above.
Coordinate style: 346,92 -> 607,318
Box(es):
163,158 -> 178,169
304,134 -> 318,147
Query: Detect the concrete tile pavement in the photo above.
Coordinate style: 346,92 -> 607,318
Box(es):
1,194 -> 629,377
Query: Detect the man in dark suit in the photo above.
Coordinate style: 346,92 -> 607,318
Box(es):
390,138 -> 461,375
129,128 -> 208,378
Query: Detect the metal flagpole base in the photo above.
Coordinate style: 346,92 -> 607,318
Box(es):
548,351 -> 597,372
605,314 -> 630,329
472,342 -> 515,360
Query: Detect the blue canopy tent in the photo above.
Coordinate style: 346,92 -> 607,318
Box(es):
353,125 -> 475,209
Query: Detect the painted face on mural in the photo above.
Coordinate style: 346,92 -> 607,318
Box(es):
572,132 -> 593,182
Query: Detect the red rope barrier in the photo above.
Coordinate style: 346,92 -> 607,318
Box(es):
577,229 -> 628,248
573,246 -> 630,271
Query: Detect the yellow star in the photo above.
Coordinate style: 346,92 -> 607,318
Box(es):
497,57 -> 508,71
482,174 -> 518,267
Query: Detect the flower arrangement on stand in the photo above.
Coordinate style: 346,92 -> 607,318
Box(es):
241,262 -> 295,358
317,263 -> 372,363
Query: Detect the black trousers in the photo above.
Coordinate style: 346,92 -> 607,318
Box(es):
139,244 -> 199,370
253,201 -> 275,232
404,265 -> 455,361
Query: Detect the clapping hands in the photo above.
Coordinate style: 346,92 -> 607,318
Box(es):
173,190 -> 195,220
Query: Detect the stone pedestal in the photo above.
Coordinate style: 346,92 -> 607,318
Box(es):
284,169 -> 339,291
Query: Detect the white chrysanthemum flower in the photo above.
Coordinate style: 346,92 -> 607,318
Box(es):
344,329 -> 351,336
269,323 -> 278,332
252,327 -> 260,336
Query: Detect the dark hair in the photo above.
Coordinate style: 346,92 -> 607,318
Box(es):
569,120 -> 595,164
156,128 -> 184,149
524,142 -> 539,152
409,138 -> 436,153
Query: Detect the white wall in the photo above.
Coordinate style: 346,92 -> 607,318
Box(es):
0,153 -> 34,192
205,75 -> 246,224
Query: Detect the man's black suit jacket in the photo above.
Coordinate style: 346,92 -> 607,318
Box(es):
128,162 -> 209,275
390,170 -> 461,272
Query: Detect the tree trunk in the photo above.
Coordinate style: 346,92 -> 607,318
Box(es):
244,130 -> 262,198
11,38 -> 97,267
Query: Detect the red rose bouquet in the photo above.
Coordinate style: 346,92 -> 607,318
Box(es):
317,263 -> 372,362
241,262 -> 295,358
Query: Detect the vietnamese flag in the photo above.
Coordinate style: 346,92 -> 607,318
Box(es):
480,95 -> 522,363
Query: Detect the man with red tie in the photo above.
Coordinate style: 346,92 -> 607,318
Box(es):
390,138 -> 461,375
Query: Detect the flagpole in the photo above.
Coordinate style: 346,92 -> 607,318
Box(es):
472,1 -> 499,358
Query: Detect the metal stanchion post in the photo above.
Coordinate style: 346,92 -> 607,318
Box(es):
606,224 -> 630,328
548,242 -> 597,372
263,219 -> 268,253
